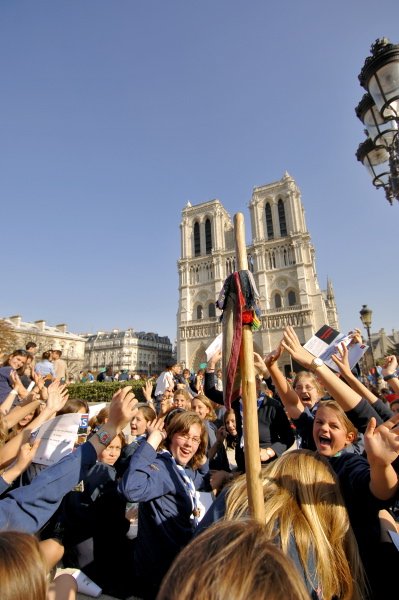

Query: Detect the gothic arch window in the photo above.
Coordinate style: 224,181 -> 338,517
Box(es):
274,293 -> 282,309
194,222 -> 201,256
265,203 -> 274,239
196,305 -> 203,320
283,248 -> 288,266
205,218 -> 212,254
208,303 -> 216,318
287,290 -> 297,306
278,199 -> 287,236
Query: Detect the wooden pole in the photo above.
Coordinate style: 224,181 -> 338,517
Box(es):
234,212 -> 265,523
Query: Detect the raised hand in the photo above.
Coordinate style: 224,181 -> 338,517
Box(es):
45,380 -> 69,414
1,439 -> 40,484
146,417 -> 167,450
348,328 -> 363,346
208,349 -> 222,370
253,352 -> 270,378
142,380 -> 153,402
9,370 -> 27,397
382,355 -> 398,378
216,425 -> 227,444
108,386 -> 138,433
364,414 -> 399,467
331,342 -> 352,378
264,343 -> 283,369
281,326 -> 314,369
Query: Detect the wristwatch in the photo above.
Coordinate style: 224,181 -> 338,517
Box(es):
96,429 -> 112,446
383,374 -> 397,382
310,357 -> 324,372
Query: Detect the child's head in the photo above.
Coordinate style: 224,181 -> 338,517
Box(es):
99,432 -> 126,466
173,389 -> 191,410
224,409 -> 237,437
313,400 -> 357,457
165,411 -> 208,469
0,532 -> 48,600
157,520 -> 310,600
130,403 -> 156,437
89,407 -> 110,430
191,394 -> 217,421
56,398 -> 89,416
293,371 -> 324,408
3,349 -> 28,369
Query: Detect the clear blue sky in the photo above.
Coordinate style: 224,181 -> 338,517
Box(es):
1,0 -> 398,344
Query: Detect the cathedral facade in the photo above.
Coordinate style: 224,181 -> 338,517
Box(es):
177,173 -> 339,374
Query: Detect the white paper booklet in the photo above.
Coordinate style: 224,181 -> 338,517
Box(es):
304,325 -> 368,372
30,413 -> 87,466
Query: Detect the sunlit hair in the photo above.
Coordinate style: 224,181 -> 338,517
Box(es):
173,388 -> 191,404
0,413 -> 8,447
0,531 -> 47,600
2,348 -> 28,367
315,399 -> 358,439
136,402 -> 156,423
56,397 -> 89,416
292,371 -> 324,397
157,519 -> 310,600
112,432 -> 126,449
191,394 -> 217,422
225,450 -> 365,600
89,406 -> 110,430
164,411 -> 208,470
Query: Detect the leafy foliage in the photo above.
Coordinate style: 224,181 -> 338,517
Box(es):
0,320 -> 18,358
66,380 -> 148,403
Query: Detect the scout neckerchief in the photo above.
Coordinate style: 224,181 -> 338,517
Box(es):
160,450 -> 200,526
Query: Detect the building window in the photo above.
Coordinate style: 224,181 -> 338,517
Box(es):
197,305 -> 203,320
205,218 -> 212,254
274,293 -> 282,309
288,290 -> 297,306
208,303 -> 216,318
194,222 -> 201,256
278,199 -> 287,236
265,203 -> 274,239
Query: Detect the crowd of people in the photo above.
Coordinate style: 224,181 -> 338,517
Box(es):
0,325 -> 398,600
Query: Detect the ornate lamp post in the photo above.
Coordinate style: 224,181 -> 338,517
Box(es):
359,304 -> 376,371
355,38 -> 399,204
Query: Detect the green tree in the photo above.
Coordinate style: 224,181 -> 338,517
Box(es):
0,320 -> 18,358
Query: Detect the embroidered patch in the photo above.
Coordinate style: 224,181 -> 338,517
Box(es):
149,463 -> 160,471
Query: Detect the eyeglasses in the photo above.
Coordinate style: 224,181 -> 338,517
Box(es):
294,385 -> 315,392
176,434 -> 201,445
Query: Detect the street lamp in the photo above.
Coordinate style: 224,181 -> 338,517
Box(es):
359,304 -> 376,370
355,38 -> 399,204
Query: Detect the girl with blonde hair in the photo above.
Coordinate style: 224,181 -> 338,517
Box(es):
200,449 -> 365,599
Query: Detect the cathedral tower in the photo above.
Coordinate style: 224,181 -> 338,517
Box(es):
177,174 -> 339,373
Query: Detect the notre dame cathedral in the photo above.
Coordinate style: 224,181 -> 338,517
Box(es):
177,173 -> 339,375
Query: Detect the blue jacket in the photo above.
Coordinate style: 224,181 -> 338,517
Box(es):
118,440 -> 209,584
0,442 -> 97,532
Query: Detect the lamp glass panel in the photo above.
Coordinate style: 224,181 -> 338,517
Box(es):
369,62 -> 399,118
363,105 -> 398,146
364,146 -> 390,186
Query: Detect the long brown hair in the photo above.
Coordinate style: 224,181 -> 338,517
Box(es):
157,519 -> 310,600
225,450 -> 365,600
164,411 -> 208,470
0,531 -> 47,600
